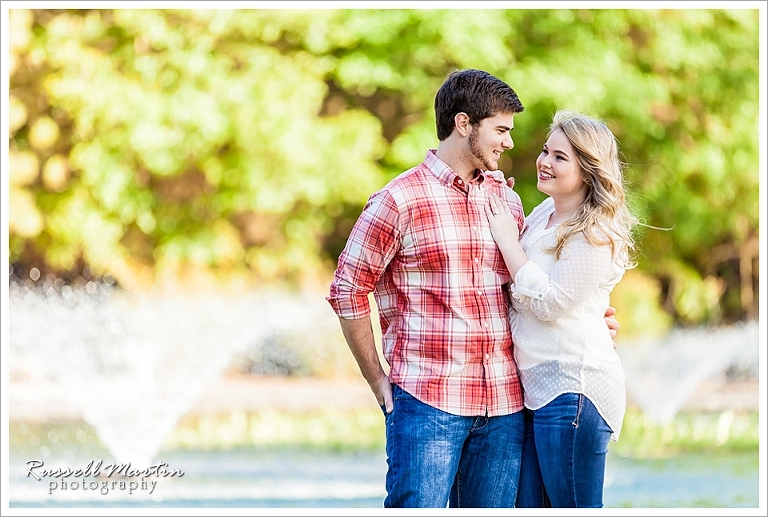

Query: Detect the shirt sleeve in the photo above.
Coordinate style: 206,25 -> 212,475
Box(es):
326,189 -> 401,319
511,235 -> 620,321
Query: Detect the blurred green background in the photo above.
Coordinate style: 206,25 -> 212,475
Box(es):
7,8 -> 760,338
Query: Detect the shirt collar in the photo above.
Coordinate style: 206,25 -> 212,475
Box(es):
424,150 -> 506,186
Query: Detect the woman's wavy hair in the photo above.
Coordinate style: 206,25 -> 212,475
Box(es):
545,110 -> 637,268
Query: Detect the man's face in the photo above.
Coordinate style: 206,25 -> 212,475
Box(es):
467,112 -> 515,171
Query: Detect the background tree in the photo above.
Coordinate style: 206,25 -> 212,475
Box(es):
7,8 -> 760,333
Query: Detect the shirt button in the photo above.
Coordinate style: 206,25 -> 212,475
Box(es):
477,290 -> 483,296
483,322 -> 489,328
475,258 -> 479,264
485,353 -> 490,360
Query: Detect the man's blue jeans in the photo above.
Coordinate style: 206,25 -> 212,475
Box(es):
381,383 -> 525,508
516,392 -> 613,508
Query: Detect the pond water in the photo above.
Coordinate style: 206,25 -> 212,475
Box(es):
9,445 -> 759,509
6,285 -> 762,511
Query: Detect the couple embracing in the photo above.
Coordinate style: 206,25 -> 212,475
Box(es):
327,69 -> 636,508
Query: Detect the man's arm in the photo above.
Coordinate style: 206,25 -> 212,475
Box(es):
328,191 -> 401,412
338,316 -> 394,413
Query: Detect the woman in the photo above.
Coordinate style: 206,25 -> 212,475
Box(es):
485,110 -> 637,508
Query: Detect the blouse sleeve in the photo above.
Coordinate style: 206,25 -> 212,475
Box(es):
511,235 -> 621,321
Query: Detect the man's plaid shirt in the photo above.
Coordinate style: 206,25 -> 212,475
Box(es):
328,150 -> 526,416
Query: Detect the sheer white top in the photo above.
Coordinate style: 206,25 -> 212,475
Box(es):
509,197 -> 627,441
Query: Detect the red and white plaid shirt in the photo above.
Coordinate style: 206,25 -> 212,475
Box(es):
327,150 -> 526,416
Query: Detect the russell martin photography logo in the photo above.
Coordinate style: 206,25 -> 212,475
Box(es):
26,459 -> 185,496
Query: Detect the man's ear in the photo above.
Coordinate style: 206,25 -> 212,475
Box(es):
454,112 -> 471,137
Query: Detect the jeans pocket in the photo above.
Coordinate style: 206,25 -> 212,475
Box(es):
391,382 -> 405,402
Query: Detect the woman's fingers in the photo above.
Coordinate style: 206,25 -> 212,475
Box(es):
490,194 -> 510,216
486,196 -> 497,216
500,198 -> 510,215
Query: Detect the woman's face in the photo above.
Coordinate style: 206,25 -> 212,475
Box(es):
535,128 -> 588,203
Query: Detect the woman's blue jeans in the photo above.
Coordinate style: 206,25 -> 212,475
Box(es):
381,383 -> 525,508
516,392 -> 613,508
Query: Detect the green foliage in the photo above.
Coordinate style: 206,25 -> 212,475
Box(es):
613,407 -> 759,458
9,406 -> 758,456
8,8 -> 760,324
610,270 -> 673,339
167,408 -> 386,452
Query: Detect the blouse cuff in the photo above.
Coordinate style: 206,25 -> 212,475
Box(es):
511,260 -> 549,301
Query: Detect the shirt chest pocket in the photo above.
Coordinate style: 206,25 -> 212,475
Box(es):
401,237 -> 452,271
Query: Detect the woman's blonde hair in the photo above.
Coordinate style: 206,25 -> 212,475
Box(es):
545,110 -> 637,268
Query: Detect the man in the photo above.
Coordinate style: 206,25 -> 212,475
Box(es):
327,69 -> 616,508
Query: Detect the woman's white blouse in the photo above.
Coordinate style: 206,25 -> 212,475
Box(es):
510,197 -> 627,441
